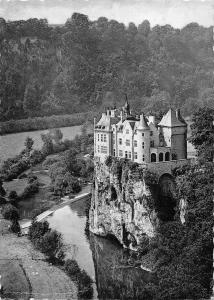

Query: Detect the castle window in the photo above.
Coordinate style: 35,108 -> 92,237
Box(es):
126,129 -> 129,134
126,140 -> 130,146
150,140 -> 154,147
151,153 -> 156,162
142,133 -> 144,137
119,150 -> 123,157
113,149 -> 116,156
134,140 -> 137,147
101,134 -> 103,142
97,134 -> 100,141
142,142 -> 144,149
101,146 -> 107,154
104,134 -> 107,142
159,152 -> 163,162
172,153 -> 177,160
119,138 -> 122,145
134,152 -> 138,159
128,151 -> 131,159
150,131 -> 153,136
165,152 -> 170,161
98,145 -> 100,152
142,154 -> 145,161
125,151 -> 128,158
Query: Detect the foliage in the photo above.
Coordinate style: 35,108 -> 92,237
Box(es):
149,162 -> 213,299
189,107 -> 214,162
0,16 -> 212,123
2,203 -> 19,221
0,179 -> 6,196
28,220 -> 50,244
20,180 -> 39,199
39,230 -> 65,262
8,190 -> 19,202
144,170 -> 158,185
28,221 -> 65,262
0,112 -> 95,135
10,220 -> 21,234
64,259 -> 93,299
105,156 -> 113,167
24,137 -> 34,152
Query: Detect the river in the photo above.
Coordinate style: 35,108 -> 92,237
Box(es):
18,195 -> 153,299
0,125 -> 82,163
46,197 -> 153,299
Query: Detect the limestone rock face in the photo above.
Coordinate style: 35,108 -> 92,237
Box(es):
89,159 -> 159,249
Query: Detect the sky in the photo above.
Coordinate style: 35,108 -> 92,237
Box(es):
0,0 -> 213,28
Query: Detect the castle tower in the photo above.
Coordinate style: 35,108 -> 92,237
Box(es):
158,109 -> 187,160
135,113 -> 150,163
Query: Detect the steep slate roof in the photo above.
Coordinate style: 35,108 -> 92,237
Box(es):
137,113 -> 150,130
158,109 -> 185,127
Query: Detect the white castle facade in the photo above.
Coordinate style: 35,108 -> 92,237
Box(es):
94,101 -> 188,172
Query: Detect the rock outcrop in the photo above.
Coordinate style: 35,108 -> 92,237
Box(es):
89,158 -> 162,249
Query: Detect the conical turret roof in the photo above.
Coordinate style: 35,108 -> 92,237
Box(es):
137,113 -> 150,130
158,108 -> 185,127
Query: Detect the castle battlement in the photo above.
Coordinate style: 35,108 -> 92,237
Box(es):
94,101 -> 188,166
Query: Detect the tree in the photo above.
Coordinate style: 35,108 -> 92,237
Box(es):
0,179 -> 6,197
189,107 -> 214,161
2,204 -> 19,221
39,230 -> 65,262
50,128 -> 63,144
24,137 -> 34,153
8,190 -> 19,202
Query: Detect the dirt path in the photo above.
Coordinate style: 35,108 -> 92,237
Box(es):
0,217 -> 77,299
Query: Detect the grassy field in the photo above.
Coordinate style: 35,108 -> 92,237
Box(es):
0,216 -> 77,299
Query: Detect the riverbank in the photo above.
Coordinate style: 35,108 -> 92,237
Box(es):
0,216 -> 77,299
0,111 -> 96,135
20,186 -> 92,233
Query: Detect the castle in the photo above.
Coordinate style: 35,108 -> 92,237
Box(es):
94,100 -> 188,169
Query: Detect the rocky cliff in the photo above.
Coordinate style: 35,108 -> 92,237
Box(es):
89,157 -> 166,249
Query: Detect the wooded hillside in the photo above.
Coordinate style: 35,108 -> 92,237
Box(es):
0,14 -> 213,121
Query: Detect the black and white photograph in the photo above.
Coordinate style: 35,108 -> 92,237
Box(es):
0,0 -> 213,299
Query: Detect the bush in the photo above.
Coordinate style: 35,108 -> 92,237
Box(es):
39,230 -> 65,262
64,259 -> 81,278
8,190 -> 19,203
2,204 -> 19,221
10,220 -> 21,234
28,220 -> 50,245
20,180 -> 39,199
64,259 -> 93,299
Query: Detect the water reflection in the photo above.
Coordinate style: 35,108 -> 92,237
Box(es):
90,234 -> 153,300
46,198 -> 153,299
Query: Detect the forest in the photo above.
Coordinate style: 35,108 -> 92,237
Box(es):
0,14 -> 213,122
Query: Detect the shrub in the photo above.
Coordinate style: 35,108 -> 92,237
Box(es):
77,270 -> 93,299
64,259 -> 81,278
10,220 -> 21,234
8,190 -> 19,202
39,230 -> 65,262
2,204 -> 19,221
105,156 -> 113,167
28,220 -> 50,245
64,259 -> 93,299
21,180 -> 39,199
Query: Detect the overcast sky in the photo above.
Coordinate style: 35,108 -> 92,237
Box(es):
0,0 -> 213,28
